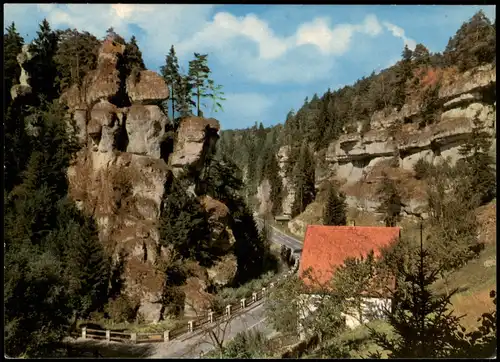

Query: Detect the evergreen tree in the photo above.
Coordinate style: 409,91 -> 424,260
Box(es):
175,71 -> 195,118
376,173 -> 402,227
4,22 -> 24,104
457,119 -> 496,206
369,238 -> 468,358
159,178 -> 215,266
444,10 -> 496,71
206,78 -> 226,114
188,52 -> 210,116
161,45 -> 181,121
291,141 -> 316,217
412,43 -> 431,66
123,35 -> 146,81
53,29 -> 100,90
323,183 -> 347,226
25,19 -> 60,102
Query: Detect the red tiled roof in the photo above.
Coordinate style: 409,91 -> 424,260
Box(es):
298,225 -> 400,288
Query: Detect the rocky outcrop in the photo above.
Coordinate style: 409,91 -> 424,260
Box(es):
277,146 -> 296,216
169,116 -> 220,181
278,64 -> 495,223
324,64 -> 496,185
9,34 -> 231,323
11,44 -> 33,100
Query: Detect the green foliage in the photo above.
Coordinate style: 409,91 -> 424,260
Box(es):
4,100 -> 112,357
413,158 -> 431,180
220,330 -> 271,358
457,120 -> 496,206
206,78 -> 226,113
105,295 -> 136,324
291,142 -> 316,217
368,241 -> 468,358
25,18 -> 60,103
376,173 -> 402,227
425,159 -> 482,274
188,52 -> 211,116
53,28 -> 100,91
159,177 -> 216,267
444,10 -> 496,71
323,183 -> 347,226
4,22 -> 24,104
161,45 -> 181,121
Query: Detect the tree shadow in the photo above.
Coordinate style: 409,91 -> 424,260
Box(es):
65,338 -> 156,358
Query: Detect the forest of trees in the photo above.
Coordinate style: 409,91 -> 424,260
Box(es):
3,18 -> 269,358
217,10 -> 496,219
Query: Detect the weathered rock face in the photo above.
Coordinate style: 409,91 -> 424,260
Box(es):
256,179 -> 272,215
10,34 -> 231,323
126,70 -> 170,104
170,116 -> 220,180
324,64 -> 496,185
279,64 -> 496,222
277,146 -> 296,216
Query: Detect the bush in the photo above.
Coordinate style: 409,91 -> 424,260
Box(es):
105,295 -> 136,324
413,158 -> 432,180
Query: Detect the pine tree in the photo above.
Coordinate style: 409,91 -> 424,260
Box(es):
175,72 -> 195,118
323,183 -> 347,226
53,29 -> 100,90
444,10 -> 496,71
413,43 -> 431,66
123,35 -> 146,81
161,45 -> 181,121
188,52 -> 211,116
368,237 -> 468,358
291,142 -> 316,217
458,119 -> 496,206
376,173 -> 402,227
25,19 -> 60,102
159,178 -> 215,266
206,78 -> 226,114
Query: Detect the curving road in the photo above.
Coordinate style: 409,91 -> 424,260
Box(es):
254,216 -> 303,253
152,216 -> 303,358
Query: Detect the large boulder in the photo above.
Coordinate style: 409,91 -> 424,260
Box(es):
126,70 -> 169,104
126,105 -> 168,158
169,116 -> 220,178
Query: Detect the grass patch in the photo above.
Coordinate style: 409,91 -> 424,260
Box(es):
339,319 -> 394,358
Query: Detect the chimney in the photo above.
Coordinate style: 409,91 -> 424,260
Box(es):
349,220 -> 356,226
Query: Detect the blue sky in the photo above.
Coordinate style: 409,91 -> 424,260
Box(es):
4,4 -> 496,130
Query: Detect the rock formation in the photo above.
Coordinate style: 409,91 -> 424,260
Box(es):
272,64 -> 496,232
13,34 -> 235,322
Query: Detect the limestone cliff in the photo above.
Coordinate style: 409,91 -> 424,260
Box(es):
14,34 -> 234,322
277,64 -> 496,234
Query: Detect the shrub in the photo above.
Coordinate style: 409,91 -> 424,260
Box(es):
105,295 -> 136,324
413,158 -> 432,180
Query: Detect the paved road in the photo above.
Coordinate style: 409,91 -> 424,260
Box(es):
254,216 -> 303,252
152,215 -> 302,358
152,301 -> 276,358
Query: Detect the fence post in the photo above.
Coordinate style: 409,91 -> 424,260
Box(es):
208,311 -> 214,323
164,330 -> 170,342
131,332 -> 137,344
82,327 -> 87,339
106,330 -> 111,342
226,305 -> 231,318
262,287 -> 267,296
241,298 -> 246,309
188,320 -> 194,333
252,292 -> 258,303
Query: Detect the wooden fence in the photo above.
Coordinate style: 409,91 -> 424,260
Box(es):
77,256 -> 300,344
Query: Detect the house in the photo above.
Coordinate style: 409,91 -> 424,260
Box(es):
297,225 -> 400,333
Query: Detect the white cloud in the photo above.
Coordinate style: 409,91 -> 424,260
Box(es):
383,21 -> 417,50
